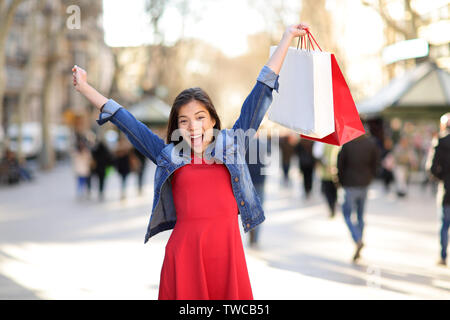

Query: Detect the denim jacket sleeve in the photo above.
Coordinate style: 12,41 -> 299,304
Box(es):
231,65 -> 279,152
96,99 -> 166,164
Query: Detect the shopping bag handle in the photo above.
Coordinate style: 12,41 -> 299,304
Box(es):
296,29 -> 322,52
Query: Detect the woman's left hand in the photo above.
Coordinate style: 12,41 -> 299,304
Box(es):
284,23 -> 309,38
265,22 -> 310,74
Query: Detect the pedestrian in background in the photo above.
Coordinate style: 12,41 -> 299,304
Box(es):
72,136 -> 92,200
114,134 -> 133,200
295,138 -> 316,199
380,137 -> 395,193
279,133 -> 297,186
314,142 -> 340,218
245,132 -> 269,248
430,113 -> 450,266
392,136 -> 418,198
423,128 -> 439,195
132,147 -> 146,196
338,132 -> 380,263
90,136 -> 114,201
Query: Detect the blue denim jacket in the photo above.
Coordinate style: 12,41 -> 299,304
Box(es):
97,65 -> 279,243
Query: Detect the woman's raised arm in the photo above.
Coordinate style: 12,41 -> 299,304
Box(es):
231,24 -> 308,153
266,23 -> 308,74
72,65 -> 108,110
72,65 -> 166,164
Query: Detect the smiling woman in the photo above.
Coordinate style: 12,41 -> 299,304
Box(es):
166,87 -> 221,158
73,19 -> 309,300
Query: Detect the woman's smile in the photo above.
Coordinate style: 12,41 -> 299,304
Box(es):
190,133 -> 203,146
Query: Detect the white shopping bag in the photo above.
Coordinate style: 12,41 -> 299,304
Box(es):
267,46 -> 335,138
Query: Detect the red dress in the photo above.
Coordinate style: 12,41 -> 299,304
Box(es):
158,154 -> 253,300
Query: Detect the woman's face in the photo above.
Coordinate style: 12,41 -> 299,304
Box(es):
177,100 -> 216,154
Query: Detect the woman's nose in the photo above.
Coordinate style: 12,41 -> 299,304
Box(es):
189,121 -> 202,131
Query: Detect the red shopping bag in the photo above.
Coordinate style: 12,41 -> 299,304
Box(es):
299,30 -> 365,146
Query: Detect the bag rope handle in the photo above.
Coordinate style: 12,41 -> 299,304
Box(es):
296,29 -> 322,52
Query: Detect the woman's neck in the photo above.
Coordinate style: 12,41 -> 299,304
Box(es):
191,149 -> 204,159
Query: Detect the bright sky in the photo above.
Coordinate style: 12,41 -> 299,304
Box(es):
102,0 -> 301,57
101,0 -> 449,100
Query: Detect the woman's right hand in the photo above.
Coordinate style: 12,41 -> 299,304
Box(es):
72,65 -> 88,92
71,64 -> 108,110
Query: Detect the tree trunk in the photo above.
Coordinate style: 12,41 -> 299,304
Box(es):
39,3 -> 65,170
0,0 -> 25,153
17,0 -> 44,159
0,46 -> 6,139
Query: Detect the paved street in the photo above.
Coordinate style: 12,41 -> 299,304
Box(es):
0,150 -> 449,300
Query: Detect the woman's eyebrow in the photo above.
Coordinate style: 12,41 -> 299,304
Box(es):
178,111 -> 206,118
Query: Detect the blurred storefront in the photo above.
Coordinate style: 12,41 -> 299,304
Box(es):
358,60 -> 449,183
358,61 -> 450,121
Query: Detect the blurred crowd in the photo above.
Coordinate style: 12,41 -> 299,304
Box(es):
0,129 -> 148,203
71,131 -> 147,201
277,119 -> 443,202
248,115 -> 450,265
1,114 -> 449,265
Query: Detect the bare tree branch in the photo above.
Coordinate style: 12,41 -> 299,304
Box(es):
362,0 -> 411,38
361,0 -> 430,39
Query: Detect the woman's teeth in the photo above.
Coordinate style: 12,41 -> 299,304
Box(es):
191,134 -> 203,145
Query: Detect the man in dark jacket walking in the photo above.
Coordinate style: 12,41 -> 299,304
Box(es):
431,113 -> 450,266
338,133 -> 380,262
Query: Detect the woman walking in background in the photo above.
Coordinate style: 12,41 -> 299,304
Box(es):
72,136 -> 92,200
72,23 -> 309,300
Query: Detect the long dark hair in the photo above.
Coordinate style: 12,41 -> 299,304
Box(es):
166,87 -> 221,144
